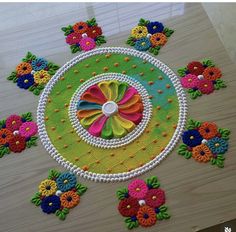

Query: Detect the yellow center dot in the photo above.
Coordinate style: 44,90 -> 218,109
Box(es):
16,141 -> 20,145
24,79 -> 29,83
204,84 -> 208,87
72,36 -> 76,39
12,120 -> 16,125
188,78 -> 192,82
141,42 -> 146,46
49,202 -> 53,206
153,26 -> 157,29
26,127 -> 30,131
152,196 -> 157,200
136,187 -> 140,192
92,30 -> 96,33
63,179 -> 68,184
86,41 -> 90,45
190,136 -> 194,139
126,205 -> 131,209
194,66 -> 198,70
215,143 -> 220,147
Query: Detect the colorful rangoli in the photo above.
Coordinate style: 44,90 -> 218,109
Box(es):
37,47 -> 187,182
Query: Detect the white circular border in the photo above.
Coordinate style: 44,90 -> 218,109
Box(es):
69,73 -> 152,149
37,47 -> 188,183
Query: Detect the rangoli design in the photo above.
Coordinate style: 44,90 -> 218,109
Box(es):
37,47 -> 187,182
178,59 -> 226,99
127,18 -> 174,55
7,52 -> 60,95
31,169 -> 87,220
116,176 -> 170,229
61,18 -> 106,53
178,119 -> 230,168
0,112 -> 38,158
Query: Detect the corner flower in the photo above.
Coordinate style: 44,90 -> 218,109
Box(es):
0,128 -> 13,145
150,33 -> 167,46
34,70 -> 51,84
192,144 -> 213,162
31,58 -> 48,71
180,74 -> 199,89
134,37 -> 151,51
72,22 -> 88,34
197,79 -> 214,94
19,121 -> 38,138
182,129 -> 203,147
131,26 -> 148,39
41,195 -> 61,214
17,74 -> 35,89
6,115 -> 23,132
8,135 -> 26,153
187,61 -> 205,76
207,137 -> 228,154
66,32 -> 82,45
60,191 -> 80,209
118,197 -> 140,217
39,179 -> 57,196
56,172 -> 77,192
79,37 -> 96,51
203,67 -> 222,81
147,21 -> 164,34
87,26 -> 102,39
145,188 -> 165,208
198,122 -> 218,140
16,62 -> 32,76
136,205 -> 157,227
128,179 -> 148,199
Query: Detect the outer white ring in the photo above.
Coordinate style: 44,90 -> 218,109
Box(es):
37,47 -> 188,183
69,73 -> 152,149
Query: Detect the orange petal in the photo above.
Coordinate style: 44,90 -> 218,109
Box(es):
77,109 -> 102,119
118,94 -> 142,109
119,103 -> 143,114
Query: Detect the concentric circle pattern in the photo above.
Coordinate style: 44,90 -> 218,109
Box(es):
69,73 -> 152,148
37,47 -> 187,182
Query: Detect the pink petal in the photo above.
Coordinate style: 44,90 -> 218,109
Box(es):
119,112 -> 142,125
88,115 -> 108,137
118,87 -> 138,105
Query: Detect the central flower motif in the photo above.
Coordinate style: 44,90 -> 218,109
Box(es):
76,80 -> 144,139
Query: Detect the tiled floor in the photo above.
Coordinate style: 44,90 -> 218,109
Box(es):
0,3 -> 235,232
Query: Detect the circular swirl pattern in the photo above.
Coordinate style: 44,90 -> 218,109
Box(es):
69,73 -> 152,148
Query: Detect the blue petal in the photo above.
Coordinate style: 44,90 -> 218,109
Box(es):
77,100 -> 102,110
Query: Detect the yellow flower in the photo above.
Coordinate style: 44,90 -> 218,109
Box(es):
34,70 -> 51,84
39,179 -> 57,196
131,26 -> 148,39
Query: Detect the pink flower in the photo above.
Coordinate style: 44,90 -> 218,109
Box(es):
197,79 -> 214,94
66,32 -> 82,45
79,37 -> 96,51
6,115 -> 22,132
128,179 -> 148,199
180,74 -> 199,89
19,121 -> 38,138
145,188 -> 165,208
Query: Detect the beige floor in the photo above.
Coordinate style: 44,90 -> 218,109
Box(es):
0,3 -> 236,232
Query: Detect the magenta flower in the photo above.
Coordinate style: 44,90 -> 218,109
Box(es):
180,74 -> 199,89
19,121 -> 38,138
6,115 -> 23,132
79,37 -> 96,51
66,32 -> 82,45
145,188 -> 165,208
128,179 -> 148,199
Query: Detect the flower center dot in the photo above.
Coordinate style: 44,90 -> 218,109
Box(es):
215,143 -> 220,147
46,185 -> 51,190
67,196 -> 72,202
193,66 -> 198,70
12,120 -> 16,125
209,72 -> 214,75
190,136 -> 194,140
92,30 -> 96,33
26,127 -> 30,131
16,141 -> 20,145
188,78 -> 192,82
138,30 -> 142,34
126,204 -> 131,209
72,36 -> 76,39
86,41 -> 90,45
143,213 -> 149,219
200,151 -> 205,156
37,63 -> 42,67
153,26 -> 157,29
78,25 -> 83,29
24,79 -> 29,83
40,75 -> 44,79
49,202 -> 53,206
152,196 -> 157,200
135,187 -> 140,192
204,84 -> 208,87
141,42 -> 146,46
23,67 -> 27,70
2,134 -> 6,138
63,179 -> 68,184
102,101 -> 118,117
156,37 -> 160,41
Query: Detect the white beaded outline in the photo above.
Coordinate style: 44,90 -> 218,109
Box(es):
37,47 -> 188,183
68,73 -> 152,149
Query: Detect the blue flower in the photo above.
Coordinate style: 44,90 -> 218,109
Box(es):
56,172 -> 77,192
41,195 -> 61,214
134,37 -> 151,51
147,22 -> 164,34
31,58 -> 48,71
17,74 -> 35,89
207,137 -> 228,154
182,129 -> 203,147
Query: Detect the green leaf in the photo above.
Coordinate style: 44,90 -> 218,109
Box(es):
36,84 -> 45,91
126,36 -> 136,46
95,36 -> 106,46
157,212 -> 164,220
163,27 -> 174,37
7,71 -> 17,81
21,112 -> 32,122
210,157 -> 217,165
13,76 -> 18,83
187,119 -> 201,130
70,44 -> 81,54
177,67 -> 187,77
31,192 -> 42,206
116,187 -> 129,200
0,146 -> 10,158
0,119 -> 6,129
216,159 -> 224,168
26,136 -> 38,148
61,25 -> 73,36
138,18 -> 150,26
184,151 -> 192,159
152,46 -> 161,55
76,183 -> 88,196
125,217 -> 139,230
162,212 -> 171,219
55,210 -> 67,220
202,58 -> 215,67
214,79 -> 227,89
62,208 -> 69,214
86,18 -> 97,27
48,169 -> 61,180
218,128 -> 230,140
217,154 -> 225,161
22,52 -> 37,62
33,88 -> 41,95
188,89 -> 202,99
47,62 -> 60,75
146,176 -> 160,188
28,85 -> 36,92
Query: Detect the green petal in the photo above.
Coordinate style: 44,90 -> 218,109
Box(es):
116,82 -> 129,102
110,116 -> 127,138
101,117 -> 113,139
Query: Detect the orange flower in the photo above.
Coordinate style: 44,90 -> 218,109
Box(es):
203,67 -> 222,81
136,205 -> 157,227
72,22 -> 88,34
192,144 -> 213,163
150,33 -> 167,46
60,191 -> 80,209
198,122 -> 218,140
0,128 -> 13,145
16,62 -> 32,76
